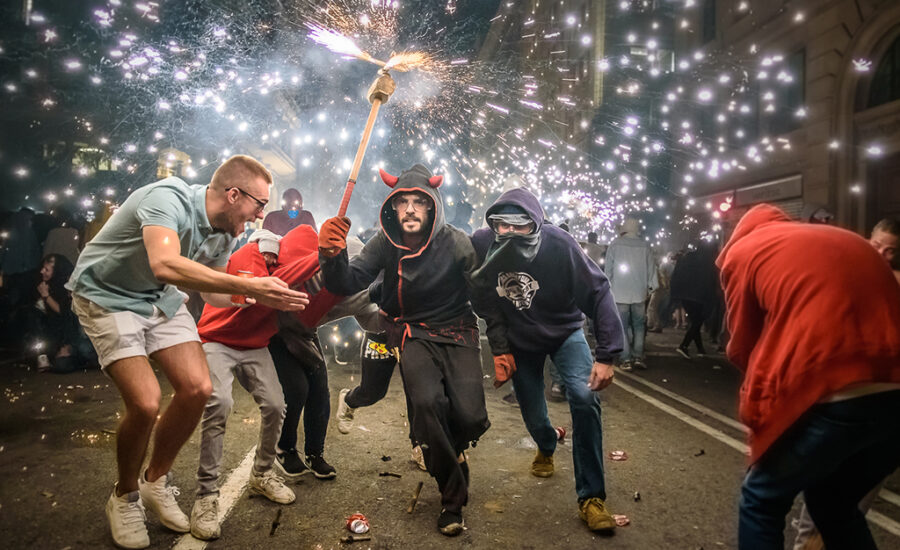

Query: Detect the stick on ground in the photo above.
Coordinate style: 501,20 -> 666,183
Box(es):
407,481 -> 424,514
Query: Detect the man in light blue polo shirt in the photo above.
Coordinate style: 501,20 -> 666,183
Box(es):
68,155 -> 309,549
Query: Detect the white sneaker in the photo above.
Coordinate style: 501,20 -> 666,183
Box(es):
411,445 -> 427,472
336,388 -> 356,434
249,469 -> 296,504
190,494 -> 220,541
138,471 -> 190,533
106,488 -> 150,549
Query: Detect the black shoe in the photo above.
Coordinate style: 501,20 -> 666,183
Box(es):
501,393 -> 519,407
305,454 -> 337,479
275,449 -> 310,478
633,359 -> 647,370
438,509 -> 464,536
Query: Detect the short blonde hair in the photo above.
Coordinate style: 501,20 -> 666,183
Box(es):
210,155 -> 272,190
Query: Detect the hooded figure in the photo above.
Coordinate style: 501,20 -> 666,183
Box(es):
317,163 -> 490,537
263,188 -> 317,235
470,187 -> 625,534
717,203 -> 900,549
603,216 -> 657,369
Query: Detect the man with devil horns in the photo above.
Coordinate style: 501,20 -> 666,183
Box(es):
317,164 -> 490,536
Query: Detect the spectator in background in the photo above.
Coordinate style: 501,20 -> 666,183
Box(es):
870,218 -> 900,284
579,232 -> 605,268
670,241 -> 719,359
450,200 -> 474,234
1,208 -> 42,314
646,253 -> 673,333
263,188 -> 317,236
25,254 -> 96,373
43,208 -> 82,265
604,218 -> 656,370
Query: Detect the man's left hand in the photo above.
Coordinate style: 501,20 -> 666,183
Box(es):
588,361 -> 615,391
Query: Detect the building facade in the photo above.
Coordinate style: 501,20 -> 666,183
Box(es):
679,0 -> 900,233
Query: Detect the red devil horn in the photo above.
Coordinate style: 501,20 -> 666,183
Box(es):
428,175 -> 443,188
379,168 -> 399,188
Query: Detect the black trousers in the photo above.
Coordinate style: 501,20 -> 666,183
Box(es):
345,331 -> 398,408
269,334 -> 330,456
680,299 -> 708,354
399,338 -> 489,512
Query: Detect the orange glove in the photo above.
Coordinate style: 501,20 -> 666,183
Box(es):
493,353 -> 516,388
318,216 -> 351,258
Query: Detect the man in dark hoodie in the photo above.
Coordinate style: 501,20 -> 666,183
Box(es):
317,164 -> 489,536
470,187 -> 625,533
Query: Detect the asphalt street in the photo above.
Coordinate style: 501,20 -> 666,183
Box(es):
1,328 -> 898,549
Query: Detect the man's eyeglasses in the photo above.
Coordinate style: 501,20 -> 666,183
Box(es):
391,195 -> 432,212
227,187 -> 268,212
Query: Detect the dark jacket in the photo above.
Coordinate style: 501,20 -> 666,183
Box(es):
670,243 -> 719,307
470,188 -> 624,362
320,164 -> 479,349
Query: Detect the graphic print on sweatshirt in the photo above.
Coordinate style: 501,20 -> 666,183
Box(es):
496,271 -> 541,310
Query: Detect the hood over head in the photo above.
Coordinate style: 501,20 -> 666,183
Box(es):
621,217 -> 640,237
378,163 -> 445,250
472,188 -> 545,282
716,203 -> 791,269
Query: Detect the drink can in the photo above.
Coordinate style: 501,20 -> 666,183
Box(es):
346,513 -> 369,534
555,426 -> 566,441
231,270 -> 254,305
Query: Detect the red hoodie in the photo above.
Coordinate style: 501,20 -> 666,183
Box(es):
197,225 -> 341,349
717,204 -> 900,463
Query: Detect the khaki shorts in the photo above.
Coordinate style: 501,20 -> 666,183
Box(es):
72,294 -> 200,370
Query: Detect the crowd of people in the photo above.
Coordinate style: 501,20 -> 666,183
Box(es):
0,156 -> 898,549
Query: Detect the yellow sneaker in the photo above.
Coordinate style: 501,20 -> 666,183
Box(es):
530,451 -> 554,478
579,497 -> 616,532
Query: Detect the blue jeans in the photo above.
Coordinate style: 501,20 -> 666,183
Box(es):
511,329 -> 606,501
617,302 -> 646,361
739,390 -> 900,550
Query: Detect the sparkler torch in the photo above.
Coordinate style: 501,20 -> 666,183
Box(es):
337,69 -> 396,216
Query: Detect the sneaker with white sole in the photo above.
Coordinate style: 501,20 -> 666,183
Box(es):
106,488 -> 150,549
138,471 -> 189,533
411,445 -> 427,471
335,388 -> 356,434
305,454 -> 337,479
276,448 -> 311,478
190,494 -> 220,541
249,469 -> 296,504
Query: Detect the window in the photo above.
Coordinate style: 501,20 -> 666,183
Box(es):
868,34 -> 900,109
762,49 -> 805,136
702,0 -> 716,43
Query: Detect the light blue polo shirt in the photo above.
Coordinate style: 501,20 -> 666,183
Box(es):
67,177 -> 235,318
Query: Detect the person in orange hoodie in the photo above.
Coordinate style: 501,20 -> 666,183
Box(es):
717,203 -> 900,550
190,226 -> 340,541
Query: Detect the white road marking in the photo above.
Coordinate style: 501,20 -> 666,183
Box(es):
616,369 -> 749,433
171,445 -> 257,550
612,379 -> 749,454
612,378 -> 900,537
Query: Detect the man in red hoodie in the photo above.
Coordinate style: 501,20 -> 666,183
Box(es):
190,226 -> 340,541
717,203 -> 900,549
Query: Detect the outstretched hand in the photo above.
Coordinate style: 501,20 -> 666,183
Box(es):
246,276 -> 309,311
